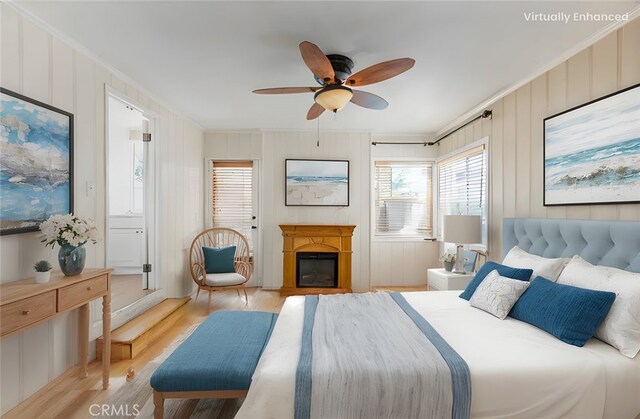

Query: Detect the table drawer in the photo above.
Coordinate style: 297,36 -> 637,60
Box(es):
445,275 -> 474,290
58,275 -> 108,311
428,270 -> 473,291
1,291 -> 57,336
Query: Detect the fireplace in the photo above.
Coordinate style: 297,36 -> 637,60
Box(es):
296,252 -> 339,288
279,224 -> 355,295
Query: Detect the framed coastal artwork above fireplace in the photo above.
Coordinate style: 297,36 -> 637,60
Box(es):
285,159 -> 349,206
543,82 -> 640,206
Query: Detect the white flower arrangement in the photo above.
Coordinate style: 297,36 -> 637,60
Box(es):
40,214 -> 99,248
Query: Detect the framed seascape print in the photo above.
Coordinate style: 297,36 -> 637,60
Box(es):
285,159 -> 349,206
0,88 -> 74,235
544,83 -> 640,206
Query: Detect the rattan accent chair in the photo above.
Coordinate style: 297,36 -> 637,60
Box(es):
189,227 -> 252,309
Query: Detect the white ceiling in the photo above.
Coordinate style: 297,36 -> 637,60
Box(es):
16,1 -> 639,133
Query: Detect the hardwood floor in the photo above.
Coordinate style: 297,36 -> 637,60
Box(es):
3,288 -> 285,419
3,285 -> 426,418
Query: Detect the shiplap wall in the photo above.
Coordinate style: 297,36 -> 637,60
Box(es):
202,131 -> 262,288
263,131 -> 372,291
204,132 -> 440,290
437,18 -> 640,260
205,131 -> 372,291
369,135 -> 441,286
0,5 -> 204,413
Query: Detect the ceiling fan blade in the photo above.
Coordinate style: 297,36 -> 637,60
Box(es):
299,41 -> 335,84
346,58 -> 415,87
306,102 -> 325,120
350,90 -> 388,110
252,87 -> 320,94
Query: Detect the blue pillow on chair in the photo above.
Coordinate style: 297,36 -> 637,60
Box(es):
203,246 -> 236,274
459,261 -> 533,300
509,276 -> 616,347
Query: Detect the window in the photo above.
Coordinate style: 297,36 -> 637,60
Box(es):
437,144 -> 487,244
374,161 -> 433,237
210,161 -> 254,251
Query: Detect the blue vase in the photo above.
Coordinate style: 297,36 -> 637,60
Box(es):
58,244 -> 86,276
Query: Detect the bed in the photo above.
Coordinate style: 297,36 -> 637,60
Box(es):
236,218 -> 640,419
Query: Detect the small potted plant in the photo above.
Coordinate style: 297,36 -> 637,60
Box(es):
34,260 -> 52,283
440,253 -> 456,272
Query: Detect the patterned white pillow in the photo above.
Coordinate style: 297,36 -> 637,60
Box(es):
470,270 -> 530,319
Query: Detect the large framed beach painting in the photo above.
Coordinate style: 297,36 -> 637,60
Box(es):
0,88 -> 74,235
285,159 -> 349,206
544,83 -> 640,206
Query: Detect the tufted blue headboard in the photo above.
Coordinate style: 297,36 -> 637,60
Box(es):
503,218 -> 640,273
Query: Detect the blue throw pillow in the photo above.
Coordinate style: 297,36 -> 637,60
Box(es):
509,277 -> 616,347
459,261 -> 533,300
203,246 -> 236,274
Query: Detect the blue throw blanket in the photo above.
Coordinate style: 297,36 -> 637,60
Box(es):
295,292 -> 471,419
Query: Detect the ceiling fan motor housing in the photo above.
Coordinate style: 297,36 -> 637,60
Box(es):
314,54 -> 354,85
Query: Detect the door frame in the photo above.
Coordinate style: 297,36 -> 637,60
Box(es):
96,86 -> 164,339
205,158 -> 262,286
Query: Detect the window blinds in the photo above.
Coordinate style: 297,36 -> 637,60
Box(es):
210,161 -> 253,249
374,161 -> 433,237
438,145 -> 486,242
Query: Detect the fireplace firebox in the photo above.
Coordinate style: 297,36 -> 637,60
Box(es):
296,252 -> 338,288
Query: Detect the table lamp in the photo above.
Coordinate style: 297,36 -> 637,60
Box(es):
443,215 -> 482,274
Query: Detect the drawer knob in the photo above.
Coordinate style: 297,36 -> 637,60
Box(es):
22,310 -> 31,315
87,286 -> 92,291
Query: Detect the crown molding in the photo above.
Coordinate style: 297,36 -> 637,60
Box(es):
5,1 -> 204,132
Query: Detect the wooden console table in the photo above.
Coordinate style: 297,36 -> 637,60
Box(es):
0,268 -> 112,389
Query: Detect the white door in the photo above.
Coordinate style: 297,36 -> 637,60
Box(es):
106,95 -> 157,290
251,160 -> 260,280
141,117 -> 156,289
209,160 -> 259,282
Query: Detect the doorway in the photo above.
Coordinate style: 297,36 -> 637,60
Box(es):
106,94 -> 157,312
208,160 -> 260,283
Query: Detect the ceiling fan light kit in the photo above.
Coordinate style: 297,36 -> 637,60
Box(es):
253,41 -> 415,120
314,85 -> 353,112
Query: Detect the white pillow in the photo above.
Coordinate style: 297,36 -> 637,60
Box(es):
557,255 -> 640,358
469,270 -> 530,320
502,246 -> 567,281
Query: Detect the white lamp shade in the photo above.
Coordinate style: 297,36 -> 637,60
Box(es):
443,215 -> 482,244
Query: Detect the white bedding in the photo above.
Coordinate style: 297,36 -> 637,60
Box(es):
236,291 -> 640,419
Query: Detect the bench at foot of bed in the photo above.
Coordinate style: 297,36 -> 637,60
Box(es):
150,310 -> 278,419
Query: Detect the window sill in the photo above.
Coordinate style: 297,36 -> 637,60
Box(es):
372,237 -> 438,243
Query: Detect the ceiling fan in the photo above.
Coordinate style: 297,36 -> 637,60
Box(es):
252,41 -> 415,120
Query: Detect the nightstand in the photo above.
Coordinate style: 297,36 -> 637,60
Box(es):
427,268 -> 475,291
